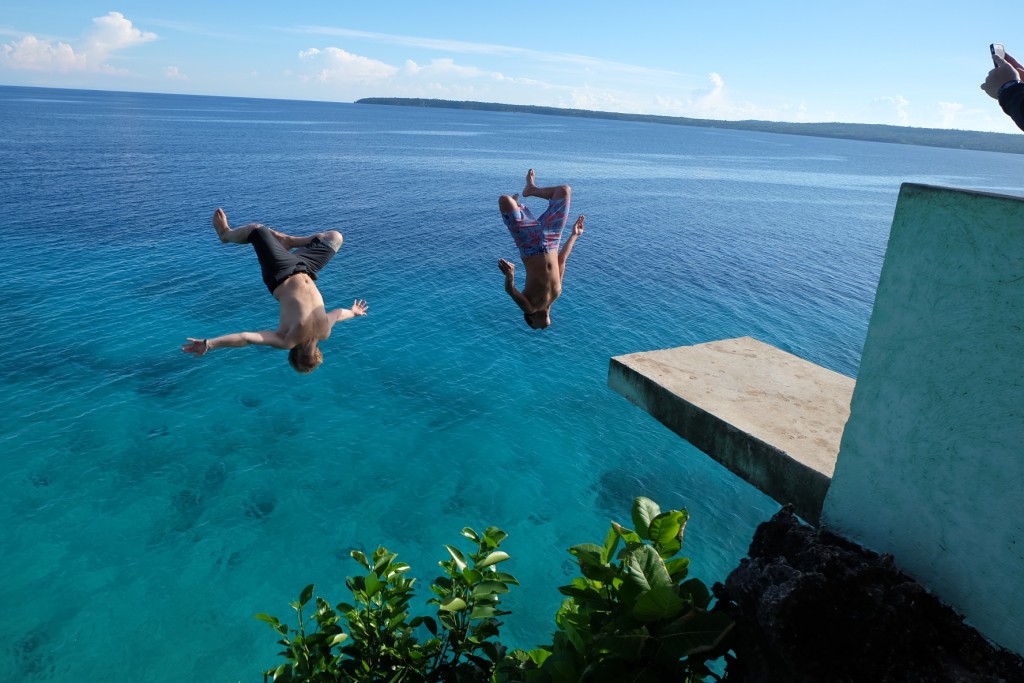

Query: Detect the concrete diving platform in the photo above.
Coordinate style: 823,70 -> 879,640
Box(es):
608,337 -> 854,525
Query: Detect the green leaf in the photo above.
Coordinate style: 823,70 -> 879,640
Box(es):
632,497 -> 662,539
480,641 -> 504,663
664,557 -> 690,583
472,580 -> 510,597
364,573 -> 382,598
372,549 -> 397,575
470,605 -> 500,620
444,544 -> 468,571
255,613 -> 281,627
648,509 -> 688,558
417,616 -> 438,636
329,633 -> 349,646
490,571 -> 520,586
461,527 -> 480,542
439,597 -> 468,612
484,526 -> 509,547
568,543 -> 617,582
350,550 -> 370,569
632,585 -> 688,621
648,510 -> 684,544
568,543 -> 603,563
625,545 -> 672,592
477,550 -> 510,568
462,567 -> 483,585
611,522 -> 643,547
298,584 -> 314,607
680,578 -> 711,609
601,526 -> 621,564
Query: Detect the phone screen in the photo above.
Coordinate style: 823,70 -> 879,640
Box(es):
992,43 -> 1006,59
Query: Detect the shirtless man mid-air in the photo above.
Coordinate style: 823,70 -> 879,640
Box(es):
182,208 -> 367,373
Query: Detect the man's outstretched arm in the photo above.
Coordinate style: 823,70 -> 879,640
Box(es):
326,299 -> 369,327
182,330 -> 289,357
557,215 -> 585,281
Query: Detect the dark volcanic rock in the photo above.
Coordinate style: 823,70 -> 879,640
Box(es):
716,507 -> 1024,683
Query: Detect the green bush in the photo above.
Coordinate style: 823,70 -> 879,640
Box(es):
258,498 -> 733,682
258,526 -> 516,682
496,497 -> 732,683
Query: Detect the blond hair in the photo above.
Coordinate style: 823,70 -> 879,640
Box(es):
288,344 -> 323,374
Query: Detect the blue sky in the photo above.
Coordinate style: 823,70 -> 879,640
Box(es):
1,1 -> 1019,133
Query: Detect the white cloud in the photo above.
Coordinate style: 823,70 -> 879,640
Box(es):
1,35 -> 85,71
0,12 -> 155,73
165,65 -> 187,80
84,12 -> 156,57
298,46 -> 397,84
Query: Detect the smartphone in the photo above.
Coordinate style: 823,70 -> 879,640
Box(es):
992,43 -> 1005,60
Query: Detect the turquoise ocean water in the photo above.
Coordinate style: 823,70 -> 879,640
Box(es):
2,86 -> 1024,681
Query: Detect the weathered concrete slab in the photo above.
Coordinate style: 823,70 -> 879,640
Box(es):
608,336 -> 854,525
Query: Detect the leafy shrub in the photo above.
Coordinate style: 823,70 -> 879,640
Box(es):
259,498 -> 732,682
258,526 -> 515,682
496,496 -> 732,683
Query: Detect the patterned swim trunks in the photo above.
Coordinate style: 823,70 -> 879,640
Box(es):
501,197 -> 570,257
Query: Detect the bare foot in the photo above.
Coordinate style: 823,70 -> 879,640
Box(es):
523,168 -> 538,197
213,208 -> 230,241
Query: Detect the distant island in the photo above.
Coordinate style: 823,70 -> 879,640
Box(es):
356,97 -> 1024,155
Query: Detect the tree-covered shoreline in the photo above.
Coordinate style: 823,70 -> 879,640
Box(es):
356,97 -> 1024,155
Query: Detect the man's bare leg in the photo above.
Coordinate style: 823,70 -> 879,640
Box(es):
213,208 -> 338,250
521,169 -> 570,201
213,208 -> 260,244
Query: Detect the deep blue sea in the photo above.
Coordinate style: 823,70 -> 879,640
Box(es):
3,85 -> 1024,682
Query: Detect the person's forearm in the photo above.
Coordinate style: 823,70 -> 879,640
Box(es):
559,235 -> 579,264
206,333 -> 251,349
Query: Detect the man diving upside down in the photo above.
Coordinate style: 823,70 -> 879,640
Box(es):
498,169 -> 585,329
181,208 -> 368,374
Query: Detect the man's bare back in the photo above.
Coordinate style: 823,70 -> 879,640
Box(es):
182,208 -> 367,373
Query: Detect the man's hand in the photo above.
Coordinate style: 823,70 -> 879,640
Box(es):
498,258 -> 515,278
351,299 -> 369,316
982,53 -> 1024,99
572,214 -> 585,237
182,338 -> 210,357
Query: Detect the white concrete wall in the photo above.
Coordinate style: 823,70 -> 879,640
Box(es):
822,184 -> 1024,655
